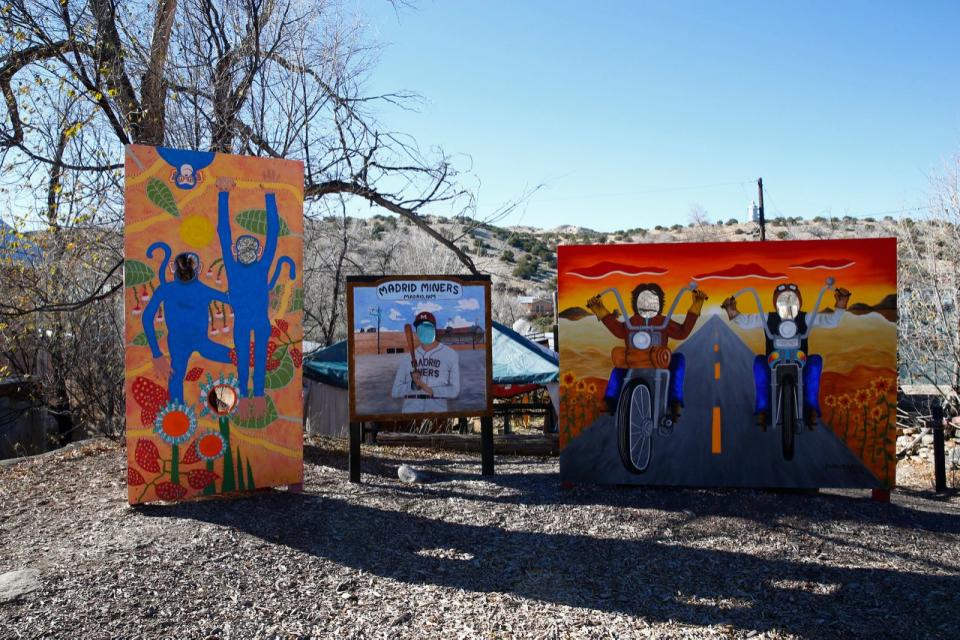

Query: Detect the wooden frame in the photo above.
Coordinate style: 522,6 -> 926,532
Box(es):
346,274 -> 493,422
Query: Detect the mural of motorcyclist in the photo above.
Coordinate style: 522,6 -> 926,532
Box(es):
721,283 -> 851,427
586,283 -> 708,421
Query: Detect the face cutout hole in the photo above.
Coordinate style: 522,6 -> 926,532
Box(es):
207,384 -> 238,416
174,252 -> 200,282
236,235 -> 260,265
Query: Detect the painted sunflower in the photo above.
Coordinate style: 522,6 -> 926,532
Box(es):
194,430 -> 227,462
154,401 -> 198,446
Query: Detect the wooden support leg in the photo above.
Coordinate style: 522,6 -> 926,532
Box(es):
871,488 -> 890,503
933,402 -> 947,493
349,421 -> 362,484
481,415 -> 494,476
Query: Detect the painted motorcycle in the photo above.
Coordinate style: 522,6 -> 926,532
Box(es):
727,277 -> 835,461
596,283 -> 699,473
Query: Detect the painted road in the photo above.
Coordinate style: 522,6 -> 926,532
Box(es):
560,315 -> 880,488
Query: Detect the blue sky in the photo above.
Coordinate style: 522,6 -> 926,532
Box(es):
362,1 -> 960,231
353,284 -> 487,332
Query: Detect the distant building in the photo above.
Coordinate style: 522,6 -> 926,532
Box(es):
518,295 -> 553,318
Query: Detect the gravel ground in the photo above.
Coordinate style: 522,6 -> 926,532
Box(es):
1,438 -> 959,640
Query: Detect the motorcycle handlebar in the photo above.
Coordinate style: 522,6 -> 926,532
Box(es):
597,282 -> 698,332
729,278 -> 836,340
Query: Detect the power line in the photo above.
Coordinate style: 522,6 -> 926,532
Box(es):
530,180 -> 755,203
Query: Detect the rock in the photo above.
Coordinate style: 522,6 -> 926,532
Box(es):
0,569 -> 40,602
397,464 -> 424,484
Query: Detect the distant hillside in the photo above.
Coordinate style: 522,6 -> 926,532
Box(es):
345,212 -> 902,297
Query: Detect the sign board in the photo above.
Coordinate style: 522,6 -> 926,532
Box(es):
124,145 -> 304,504
557,238 -> 897,489
346,275 -> 492,421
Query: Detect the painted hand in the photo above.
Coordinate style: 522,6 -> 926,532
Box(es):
834,287 -> 852,309
585,294 -> 611,320
689,289 -> 709,314
720,295 -> 739,319
411,372 -> 433,395
259,168 -> 280,190
152,356 -> 171,381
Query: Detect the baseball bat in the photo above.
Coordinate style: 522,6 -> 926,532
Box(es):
403,324 -> 417,370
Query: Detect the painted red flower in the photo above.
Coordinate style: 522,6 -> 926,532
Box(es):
276,319 -> 289,333
134,439 -> 161,473
185,367 -> 204,382
186,469 -> 219,490
270,326 -> 281,338
155,482 -> 187,501
127,466 -> 146,486
266,341 -> 278,359
290,347 -> 302,368
266,358 -> 281,371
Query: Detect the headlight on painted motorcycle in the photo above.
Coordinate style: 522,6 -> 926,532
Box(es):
631,332 -> 652,350
778,320 -> 798,339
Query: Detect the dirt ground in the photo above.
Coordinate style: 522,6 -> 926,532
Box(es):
1,438 -> 958,639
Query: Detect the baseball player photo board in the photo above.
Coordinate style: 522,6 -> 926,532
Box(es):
346,275 -> 493,421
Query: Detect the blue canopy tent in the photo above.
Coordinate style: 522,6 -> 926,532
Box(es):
302,321 -> 559,437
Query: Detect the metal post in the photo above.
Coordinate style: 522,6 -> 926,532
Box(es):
458,416 -> 468,434
481,415 -> 494,476
933,402 -> 946,492
349,420 -> 362,484
757,177 -> 766,241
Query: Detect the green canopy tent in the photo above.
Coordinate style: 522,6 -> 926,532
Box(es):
303,321 -> 559,436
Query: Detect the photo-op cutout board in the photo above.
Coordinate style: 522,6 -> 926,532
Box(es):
346,275 -> 493,422
558,238 -> 897,489
124,145 -> 304,504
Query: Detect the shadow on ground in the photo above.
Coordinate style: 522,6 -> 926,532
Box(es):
141,453 -> 960,638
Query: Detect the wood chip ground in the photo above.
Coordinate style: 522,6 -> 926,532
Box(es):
1,437 -> 958,639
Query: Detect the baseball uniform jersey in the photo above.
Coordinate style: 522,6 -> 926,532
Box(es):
391,342 -> 461,412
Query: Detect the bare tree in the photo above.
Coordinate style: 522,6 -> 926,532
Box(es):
898,157 -> 960,410
0,0 -> 490,438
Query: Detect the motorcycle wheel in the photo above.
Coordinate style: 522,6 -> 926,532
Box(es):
617,379 -> 654,473
780,379 -> 796,461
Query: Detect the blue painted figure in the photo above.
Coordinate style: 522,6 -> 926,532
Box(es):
144,243 -> 233,403
156,147 -> 215,191
216,177 -> 296,417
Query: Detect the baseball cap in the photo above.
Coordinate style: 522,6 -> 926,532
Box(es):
413,311 -> 436,327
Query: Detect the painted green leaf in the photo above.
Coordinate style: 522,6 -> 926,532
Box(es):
236,452 -> 246,491
235,209 -> 290,236
132,330 -> 163,346
146,178 -> 179,217
264,350 -> 294,390
125,260 -> 155,287
246,458 -> 255,489
229,396 -> 278,429
290,287 -> 304,312
270,284 -> 284,311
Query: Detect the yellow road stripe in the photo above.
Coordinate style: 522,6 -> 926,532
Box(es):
711,407 -> 722,454
714,362 -> 721,380
713,343 -> 719,353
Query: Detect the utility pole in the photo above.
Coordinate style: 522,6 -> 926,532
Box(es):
757,177 -> 766,241
369,306 -> 381,354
